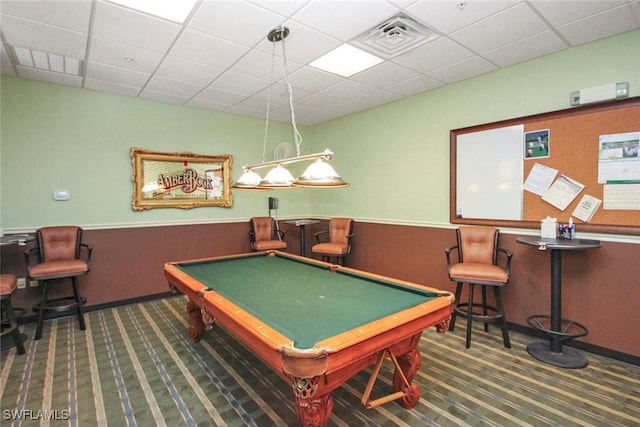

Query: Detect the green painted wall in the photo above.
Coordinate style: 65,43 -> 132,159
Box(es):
2,30 -> 638,231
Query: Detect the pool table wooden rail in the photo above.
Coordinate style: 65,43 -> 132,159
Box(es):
165,251 -> 454,427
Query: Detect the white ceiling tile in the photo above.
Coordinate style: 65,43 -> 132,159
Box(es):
387,74 -> 445,96
89,36 -> 164,73
319,79 -> 376,100
144,75 -> 202,98
224,103 -> 265,119
0,0 -> 92,33
254,20 -> 342,65
189,0 -> 285,47
407,0 -> 519,35
208,71 -> 268,96
185,98 -> 233,112
169,29 -> 249,69
350,60 -> 421,88
249,0 -> 308,18
92,1 -> 182,53
483,30 -> 568,67
295,92 -> 343,110
287,66 -> 343,92
555,4 -> 640,46
293,0 -> 399,41
228,48 -> 302,82
450,3 -> 550,53
391,37 -> 474,74
351,87 -> 405,107
529,0 -> 630,26
427,55 -> 498,84
192,87 -> 247,105
85,61 -> 149,88
139,89 -> 189,104
1,15 -> 88,58
155,56 -> 224,86
84,78 -> 142,96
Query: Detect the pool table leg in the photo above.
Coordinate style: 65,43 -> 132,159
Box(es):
292,377 -> 334,427
393,347 -> 422,409
186,300 -> 206,342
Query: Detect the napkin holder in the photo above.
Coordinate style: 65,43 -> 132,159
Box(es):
540,217 -> 557,238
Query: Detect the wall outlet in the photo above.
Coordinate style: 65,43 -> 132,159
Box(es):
17,278 -> 26,289
29,280 -> 39,288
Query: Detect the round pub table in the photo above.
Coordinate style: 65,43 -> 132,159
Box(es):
517,236 -> 601,368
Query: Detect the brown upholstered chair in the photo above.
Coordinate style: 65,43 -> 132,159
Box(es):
445,226 -> 512,349
312,218 -> 354,265
25,226 -> 92,340
1,274 -> 26,354
249,217 -> 287,251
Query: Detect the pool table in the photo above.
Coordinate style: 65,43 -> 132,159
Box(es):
165,251 -> 453,427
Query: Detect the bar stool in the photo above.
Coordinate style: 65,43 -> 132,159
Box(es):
0,274 -> 26,354
24,226 -> 92,340
445,226 -> 513,348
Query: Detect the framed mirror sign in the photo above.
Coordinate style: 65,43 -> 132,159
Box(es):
131,148 -> 233,211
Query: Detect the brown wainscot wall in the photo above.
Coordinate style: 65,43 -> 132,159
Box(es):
1,220 -> 638,362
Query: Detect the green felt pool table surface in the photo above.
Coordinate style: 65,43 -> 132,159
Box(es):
173,252 -> 441,349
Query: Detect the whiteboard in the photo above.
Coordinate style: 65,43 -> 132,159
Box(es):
456,125 -> 524,220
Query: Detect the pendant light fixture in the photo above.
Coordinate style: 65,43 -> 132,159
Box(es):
234,26 -> 348,190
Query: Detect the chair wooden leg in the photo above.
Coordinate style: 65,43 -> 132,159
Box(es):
493,286 -> 511,348
465,284 -> 475,349
35,281 -> 49,341
481,286 -> 489,332
448,283 -> 463,332
71,277 -> 86,331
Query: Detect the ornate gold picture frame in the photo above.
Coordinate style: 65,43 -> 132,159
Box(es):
131,148 -> 233,211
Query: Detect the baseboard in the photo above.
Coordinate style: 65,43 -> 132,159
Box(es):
16,291 -> 177,325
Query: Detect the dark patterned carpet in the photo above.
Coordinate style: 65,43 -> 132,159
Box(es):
1,295 -> 639,426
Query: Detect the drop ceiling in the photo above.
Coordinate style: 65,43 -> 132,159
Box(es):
1,0 -> 639,125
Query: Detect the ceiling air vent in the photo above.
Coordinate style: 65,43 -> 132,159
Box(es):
352,13 -> 439,59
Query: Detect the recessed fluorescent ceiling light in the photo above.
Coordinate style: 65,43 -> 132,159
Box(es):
106,0 -> 198,23
310,44 -> 384,77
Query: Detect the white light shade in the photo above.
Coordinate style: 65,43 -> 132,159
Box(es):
293,158 -> 349,188
235,170 -> 262,188
310,44 -> 383,77
260,165 -> 295,187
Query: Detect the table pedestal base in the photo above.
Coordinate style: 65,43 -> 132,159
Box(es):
526,341 -> 588,369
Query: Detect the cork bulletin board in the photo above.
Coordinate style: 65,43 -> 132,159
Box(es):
451,96 -> 640,235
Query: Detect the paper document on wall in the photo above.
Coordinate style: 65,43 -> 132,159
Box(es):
598,131 -> 640,183
523,163 -> 558,195
572,194 -> 602,222
542,175 -> 585,211
603,184 -> 640,210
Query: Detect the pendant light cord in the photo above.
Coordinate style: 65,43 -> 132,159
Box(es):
262,42 -> 277,164
280,35 -> 302,157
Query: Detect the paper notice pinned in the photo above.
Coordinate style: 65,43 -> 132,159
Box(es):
572,194 -> 602,222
